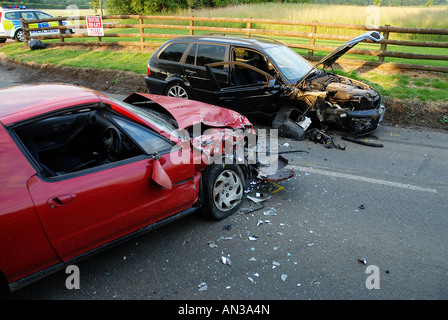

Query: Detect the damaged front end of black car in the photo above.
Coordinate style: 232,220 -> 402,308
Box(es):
272,31 -> 386,140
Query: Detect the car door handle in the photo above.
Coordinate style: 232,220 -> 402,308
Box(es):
47,194 -> 77,209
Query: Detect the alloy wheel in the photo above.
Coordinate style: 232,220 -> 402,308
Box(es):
212,169 -> 243,212
167,84 -> 188,99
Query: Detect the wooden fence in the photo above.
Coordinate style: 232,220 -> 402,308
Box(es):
21,15 -> 448,73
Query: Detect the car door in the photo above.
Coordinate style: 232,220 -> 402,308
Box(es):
25,113 -> 197,262
204,61 -> 280,119
35,11 -> 59,36
21,11 -> 45,38
182,43 -> 229,100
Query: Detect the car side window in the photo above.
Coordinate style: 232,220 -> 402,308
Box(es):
13,109 -> 145,178
35,12 -> 54,20
112,116 -> 174,155
5,12 -> 20,20
196,44 -> 226,69
231,48 -> 271,85
21,12 -> 37,21
233,48 -> 269,73
158,43 -> 189,62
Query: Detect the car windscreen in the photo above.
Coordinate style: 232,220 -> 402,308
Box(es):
265,45 -> 313,83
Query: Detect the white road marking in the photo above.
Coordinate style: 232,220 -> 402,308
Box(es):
290,165 -> 438,194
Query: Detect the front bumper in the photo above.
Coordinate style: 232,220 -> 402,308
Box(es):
346,103 -> 385,136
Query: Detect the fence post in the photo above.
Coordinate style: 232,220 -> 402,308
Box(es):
189,15 -> 194,36
379,24 -> 390,63
139,17 -> 145,51
20,19 -> 30,44
308,20 -> 318,58
246,17 -> 253,38
58,19 -> 65,42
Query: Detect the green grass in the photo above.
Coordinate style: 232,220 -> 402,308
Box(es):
1,43 -> 149,74
335,69 -> 448,102
185,3 -> 448,41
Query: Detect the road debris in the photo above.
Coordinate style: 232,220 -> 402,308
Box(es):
208,241 -> 218,248
198,282 -> 208,291
247,194 -> 271,204
358,257 -> 367,265
263,208 -> 278,216
341,135 -> 384,148
257,219 -> 272,226
307,128 -> 346,150
221,256 -> 232,266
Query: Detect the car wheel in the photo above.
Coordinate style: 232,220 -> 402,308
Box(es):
14,30 -> 25,42
201,164 -> 245,220
165,82 -> 189,99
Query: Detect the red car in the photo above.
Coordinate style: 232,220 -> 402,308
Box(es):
0,84 -> 287,292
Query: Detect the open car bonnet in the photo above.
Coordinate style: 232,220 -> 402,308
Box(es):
316,31 -> 383,69
298,31 -> 383,87
123,92 -> 253,131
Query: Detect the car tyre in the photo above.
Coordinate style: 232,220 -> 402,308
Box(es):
165,82 -> 190,99
14,29 -> 25,42
201,164 -> 245,220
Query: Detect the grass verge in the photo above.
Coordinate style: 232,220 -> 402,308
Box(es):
0,43 -> 149,74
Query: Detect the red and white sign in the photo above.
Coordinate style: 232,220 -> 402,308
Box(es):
86,16 -> 104,36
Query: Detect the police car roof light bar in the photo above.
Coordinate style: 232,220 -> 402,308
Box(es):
7,6 -> 27,9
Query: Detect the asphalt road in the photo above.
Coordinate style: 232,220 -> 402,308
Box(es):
1,64 -> 447,302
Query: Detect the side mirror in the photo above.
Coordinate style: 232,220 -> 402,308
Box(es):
150,154 -> 172,190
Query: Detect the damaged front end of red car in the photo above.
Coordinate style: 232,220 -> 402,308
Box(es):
123,93 -> 294,183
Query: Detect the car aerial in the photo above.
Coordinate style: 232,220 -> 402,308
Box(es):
0,83 -> 291,292
0,5 -> 74,43
145,31 -> 385,140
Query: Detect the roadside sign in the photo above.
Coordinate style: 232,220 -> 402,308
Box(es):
86,16 -> 103,36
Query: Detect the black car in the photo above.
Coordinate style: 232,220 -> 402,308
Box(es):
145,32 -> 385,139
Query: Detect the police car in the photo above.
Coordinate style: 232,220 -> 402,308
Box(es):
0,5 -> 74,43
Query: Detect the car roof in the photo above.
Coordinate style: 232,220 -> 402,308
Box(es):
167,35 -> 282,49
0,84 -> 107,125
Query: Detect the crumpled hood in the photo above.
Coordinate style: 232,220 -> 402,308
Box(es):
123,92 -> 253,131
